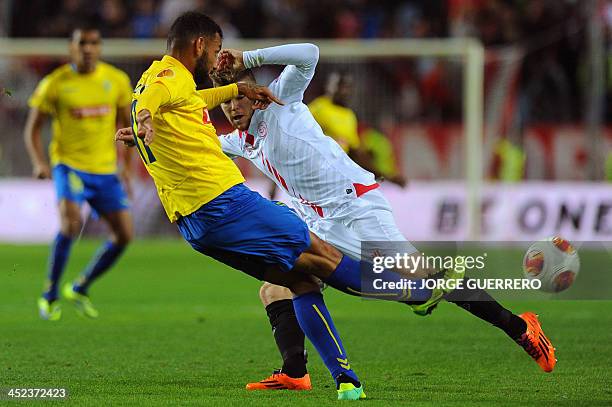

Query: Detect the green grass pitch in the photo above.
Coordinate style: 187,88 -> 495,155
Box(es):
1,240 -> 611,406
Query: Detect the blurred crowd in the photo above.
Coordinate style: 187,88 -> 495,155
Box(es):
4,0 -> 611,124
4,0 -> 607,44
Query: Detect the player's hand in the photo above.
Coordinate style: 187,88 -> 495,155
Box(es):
216,49 -> 244,72
115,127 -> 136,147
136,110 -> 155,145
33,162 -> 51,179
237,82 -> 284,110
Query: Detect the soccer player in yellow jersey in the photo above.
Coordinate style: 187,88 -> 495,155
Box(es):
25,25 -> 134,321
119,12 -> 372,399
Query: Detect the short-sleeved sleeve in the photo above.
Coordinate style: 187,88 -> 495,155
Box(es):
150,68 -> 182,103
116,70 -> 133,108
28,75 -> 56,114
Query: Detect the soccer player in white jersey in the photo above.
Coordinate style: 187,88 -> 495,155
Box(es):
210,43 -> 557,390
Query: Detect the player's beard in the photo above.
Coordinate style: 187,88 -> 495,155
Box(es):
193,52 -> 209,86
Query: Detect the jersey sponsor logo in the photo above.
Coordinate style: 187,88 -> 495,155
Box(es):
70,104 -> 111,119
156,69 -> 174,78
257,121 -> 268,138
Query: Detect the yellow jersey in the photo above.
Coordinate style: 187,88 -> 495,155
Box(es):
132,55 -> 244,222
308,96 -> 360,152
28,62 -> 132,174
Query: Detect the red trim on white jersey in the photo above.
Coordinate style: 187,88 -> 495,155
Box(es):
353,182 -> 380,198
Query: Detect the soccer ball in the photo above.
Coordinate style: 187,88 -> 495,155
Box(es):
523,236 -> 580,293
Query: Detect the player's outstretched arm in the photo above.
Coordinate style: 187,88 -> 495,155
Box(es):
198,82 -> 282,111
23,107 -> 51,179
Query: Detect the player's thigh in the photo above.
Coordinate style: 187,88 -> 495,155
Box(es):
311,221 -> 363,260
292,231 -> 345,280
58,199 -> 83,237
194,245 -> 320,296
262,267 -> 321,296
100,209 -> 133,246
52,165 -> 85,236
85,172 -> 130,221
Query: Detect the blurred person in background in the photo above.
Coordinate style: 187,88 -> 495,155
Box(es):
309,71 -> 406,187
360,125 -> 406,186
24,24 -> 134,321
491,137 -> 526,182
131,0 -> 162,38
99,0 -> 130,37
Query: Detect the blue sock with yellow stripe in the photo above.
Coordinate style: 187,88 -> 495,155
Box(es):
43,233 -> 73,301
74,241 -> 126,295
292,291 -> 359,385
324,255 -> 432,301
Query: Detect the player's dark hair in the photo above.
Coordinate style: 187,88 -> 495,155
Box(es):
71,18 -> 101,38
210,68 -> 255,87
167,11 -> 223,50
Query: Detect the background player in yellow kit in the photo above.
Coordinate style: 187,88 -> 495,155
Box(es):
24,24 -> 134,320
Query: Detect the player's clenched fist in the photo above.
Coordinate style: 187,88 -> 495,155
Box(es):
115,127 -> 135,147
33,162 -> 51,179
115,111 -> 154,146
216,49 -> 244,72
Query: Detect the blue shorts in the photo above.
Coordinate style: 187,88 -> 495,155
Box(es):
52,164 -> 129,215
177,184 -> 310,276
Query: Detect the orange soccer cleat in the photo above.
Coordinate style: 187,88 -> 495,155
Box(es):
246,369 -> 312,391
515,312 -> 557,372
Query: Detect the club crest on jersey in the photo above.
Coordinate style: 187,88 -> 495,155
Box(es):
257,121 -> 268,138
157,69 -> 174,78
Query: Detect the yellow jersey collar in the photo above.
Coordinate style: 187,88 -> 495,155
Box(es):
161,55 -> 193,78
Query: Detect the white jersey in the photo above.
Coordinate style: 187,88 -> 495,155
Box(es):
220,43 -> 377,222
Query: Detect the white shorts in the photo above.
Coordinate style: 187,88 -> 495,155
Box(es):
302,190 -> 418,260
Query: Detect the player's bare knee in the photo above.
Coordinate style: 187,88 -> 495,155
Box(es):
259,282 -> 292,307
60,216 -> 82,238
107,212 -> 133,246
112,227 -> 133,246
